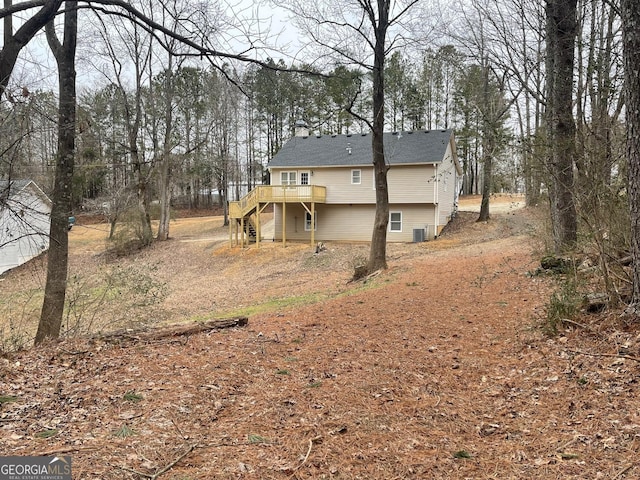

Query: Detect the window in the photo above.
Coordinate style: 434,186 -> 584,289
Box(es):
305,211 -> 318,231
351,169 -> 361,184
389,212 -> 402,232
281,171 -> 297,185
300,171 -> 310,185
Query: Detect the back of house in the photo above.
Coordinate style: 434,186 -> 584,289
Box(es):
266,129 -> 462,243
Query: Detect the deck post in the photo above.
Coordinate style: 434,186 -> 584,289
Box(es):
240,216 -> 245,248
256,203 -> 260,248
282,202 -> 286,247
310,202 -> 315,247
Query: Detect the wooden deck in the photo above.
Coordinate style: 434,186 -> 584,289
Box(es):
229,185 -> 326,219
229,185 -> 327,247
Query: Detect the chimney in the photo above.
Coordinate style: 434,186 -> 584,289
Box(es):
295,119 -> 309,137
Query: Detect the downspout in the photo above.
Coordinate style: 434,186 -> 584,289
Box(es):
434,163 -> 439,238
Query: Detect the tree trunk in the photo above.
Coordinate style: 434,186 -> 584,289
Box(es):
157,156 -> 171,241
369,134 -> 389,271
622,0 -> 640,311
35,1 -> 77,344
478,152 -> 492,221
157,57 -> 175,241
367,1 -> 390,273
478,61 -> 492,223
545,0 -> 578,254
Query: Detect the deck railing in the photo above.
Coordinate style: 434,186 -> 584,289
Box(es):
229,185 -> 327,218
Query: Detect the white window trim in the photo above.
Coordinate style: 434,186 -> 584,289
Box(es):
351,169 -> 362,185
305,211 -> 318,231
389,211 -> 402,232
300,171 -> 310,185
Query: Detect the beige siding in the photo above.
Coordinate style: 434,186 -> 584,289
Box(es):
270,165 -> 437,204
386,205 -> 438,241
388,165 -> 437,203
273,203 -> 437,243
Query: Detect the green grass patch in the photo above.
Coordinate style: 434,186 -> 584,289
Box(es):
123,391 -> 144,403
223,292 -> 329,317
275,369 -> 290,375
560,453 -> 580,460
113,424 -> 136,438
453,450 -> 472,459
0,289 -> 44,323
247,434 -> 270,444
0,395 -> 19,404
35,429 -> 58,439
213,281 -> 383,319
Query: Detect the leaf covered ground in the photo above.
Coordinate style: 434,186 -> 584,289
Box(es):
2,198 -> 640,479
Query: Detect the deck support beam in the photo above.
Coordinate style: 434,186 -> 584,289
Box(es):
311,202 -> 315,247
282,202 -> 287,247
300,202 -> 316,247
240,216 -> 245,248
255,203 -> 260,248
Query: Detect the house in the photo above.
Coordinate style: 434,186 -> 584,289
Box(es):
229,128 -> 462,246
0,180 -> 51,275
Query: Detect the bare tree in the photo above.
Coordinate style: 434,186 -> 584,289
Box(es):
447,0 -> 516,222
35,0 -> 77,343
92,9 -> 155,245
480,0 -> 546,207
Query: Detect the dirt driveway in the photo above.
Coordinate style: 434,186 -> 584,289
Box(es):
2,200 -> 640,479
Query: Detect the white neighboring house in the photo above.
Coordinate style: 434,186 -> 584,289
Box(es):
0,180 -> 52,275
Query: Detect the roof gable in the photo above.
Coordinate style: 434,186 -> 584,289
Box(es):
0,180 -> 52,208
268,129 -> 454,168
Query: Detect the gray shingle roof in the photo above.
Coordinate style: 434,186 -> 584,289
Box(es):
268,129 -> 454,168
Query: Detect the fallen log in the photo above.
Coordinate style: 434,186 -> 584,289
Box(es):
95,316 -> 248,343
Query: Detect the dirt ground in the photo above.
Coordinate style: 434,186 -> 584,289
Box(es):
2,195 -> 640,479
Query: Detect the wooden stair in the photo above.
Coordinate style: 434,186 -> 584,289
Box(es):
228,185 -> 327,247
239,217 -> 257,241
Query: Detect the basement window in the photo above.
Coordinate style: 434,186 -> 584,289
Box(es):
389,211 -> 402,232
305,211 -> 318,231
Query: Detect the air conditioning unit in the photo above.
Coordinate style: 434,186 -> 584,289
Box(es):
413,228 -> 426,243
